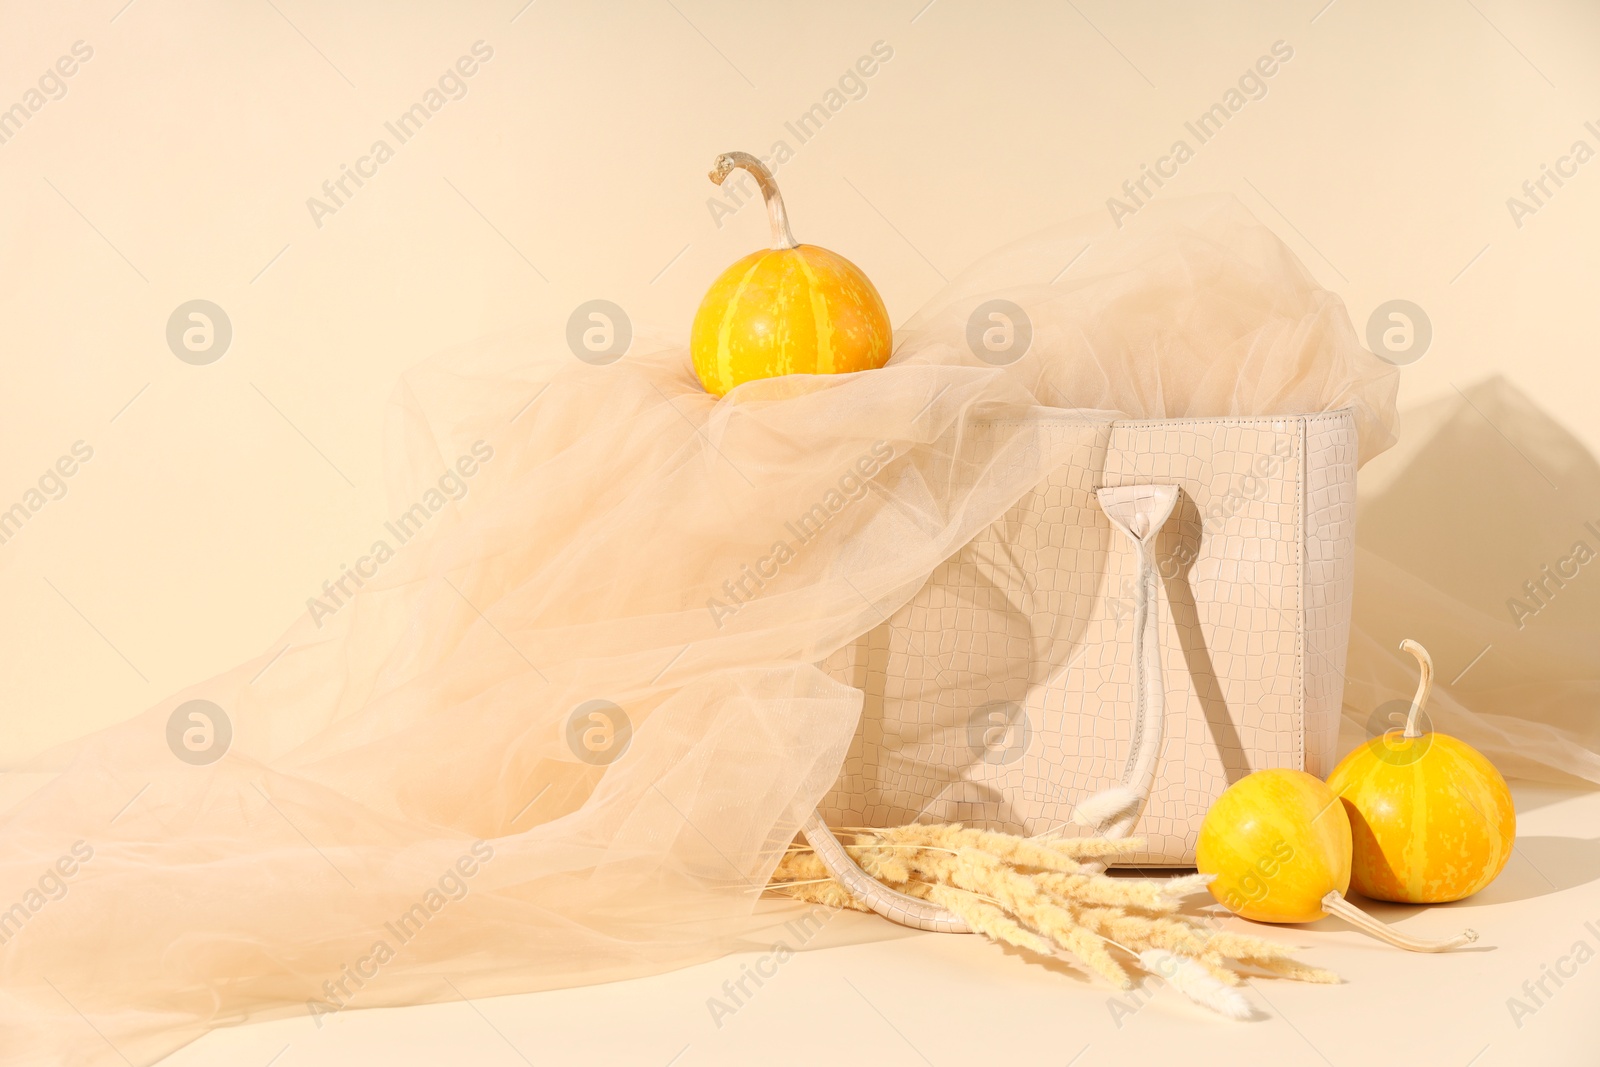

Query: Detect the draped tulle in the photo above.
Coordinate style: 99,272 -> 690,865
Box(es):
6,194 -> 1581,1066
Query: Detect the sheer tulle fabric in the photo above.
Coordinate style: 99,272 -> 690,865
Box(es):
893,196 -> 1397,465
3,352 -> 1086,1065
6,194 -> 1562,1067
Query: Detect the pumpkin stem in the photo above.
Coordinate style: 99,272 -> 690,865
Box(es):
1398,639 -> 1433,739
1320,891 -> 1477,952
709,151 -> 799,250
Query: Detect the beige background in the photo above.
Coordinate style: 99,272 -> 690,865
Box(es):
1,1 -> 1597,1062
3,0 -> 1598,762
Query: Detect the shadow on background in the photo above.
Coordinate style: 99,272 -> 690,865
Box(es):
1344,375 -> 1600,787
1477,835 -> 1600,903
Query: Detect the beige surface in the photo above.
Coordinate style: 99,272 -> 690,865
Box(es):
154,776 -> 1600,1066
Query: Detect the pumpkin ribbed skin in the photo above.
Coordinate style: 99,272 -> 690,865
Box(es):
690,244 -> 891,397
1326,733 -> 1515,903
1196,768 -> 1352,924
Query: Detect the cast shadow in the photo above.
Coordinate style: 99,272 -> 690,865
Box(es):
1305,834 -> 1600,938
1454,834 -> 1600,905
1348,375 -> 1600,786
1159,489 -> 1252,788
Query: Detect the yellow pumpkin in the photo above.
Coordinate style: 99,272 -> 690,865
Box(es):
690,152 -> 891,397
1326,640 -> 1516,904
1197,766 -> 1477,951
1197,768 -> 1350,924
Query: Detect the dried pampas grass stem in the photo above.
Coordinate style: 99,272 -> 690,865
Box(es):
767,821 -> 1339,1019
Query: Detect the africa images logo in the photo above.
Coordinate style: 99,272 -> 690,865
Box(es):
1105,40 -> 1294,227
305,441 -> 494,628
706,441 -> 894,629
305,41 -> 495,229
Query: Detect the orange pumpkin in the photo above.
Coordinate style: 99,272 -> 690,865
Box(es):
690,152 -> 891,397
1326,640 -> 1516,903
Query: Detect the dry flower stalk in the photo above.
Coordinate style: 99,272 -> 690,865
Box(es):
767,822 -> 1339,1017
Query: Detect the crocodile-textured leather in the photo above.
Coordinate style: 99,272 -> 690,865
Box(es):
819,410 -> 1358,866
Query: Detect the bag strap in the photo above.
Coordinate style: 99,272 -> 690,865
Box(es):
799,812 -> 970,932
1065,485 -> 1180,871
802,483 -> 1181,929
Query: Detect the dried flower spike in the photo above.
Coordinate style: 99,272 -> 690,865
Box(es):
769,820 -> 1340,1020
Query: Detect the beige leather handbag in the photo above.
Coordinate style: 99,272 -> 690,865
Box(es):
802,409 -> 1358,931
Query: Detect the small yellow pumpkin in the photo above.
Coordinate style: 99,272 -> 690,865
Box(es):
690,152 -> 891,397
1326,640 -> 1516,903
1197,768 -> 1351,924
1197,767 -> 1477,951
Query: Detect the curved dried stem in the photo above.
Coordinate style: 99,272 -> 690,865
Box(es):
709,151 -> 798,249
1321,891 -> 1477,952
1398,638 -> 1434,738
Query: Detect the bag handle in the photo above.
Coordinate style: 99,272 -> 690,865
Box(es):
1064,485 -> 1180,871
799,812 -> 970,932
801,483 -> 1181,929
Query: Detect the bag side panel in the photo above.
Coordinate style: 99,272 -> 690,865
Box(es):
1301,410 -> 1359,777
